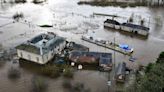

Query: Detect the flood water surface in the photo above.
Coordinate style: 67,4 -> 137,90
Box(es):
0,0 -> 164,92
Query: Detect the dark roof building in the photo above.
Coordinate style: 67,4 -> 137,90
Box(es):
122,23 -> 150,32
115,62 -> 126,82
69,51 -> 112,71
104,19 -> 120,25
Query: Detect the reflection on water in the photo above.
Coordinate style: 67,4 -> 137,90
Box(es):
0,0 -> 164,91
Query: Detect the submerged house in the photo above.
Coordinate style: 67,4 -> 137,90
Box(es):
69,51 -> 112,71
16,32 -> 66,64
104,19 -> 150,36
104,19 -> 121,30
121,23 -> 150,36
115,62 -> 126,82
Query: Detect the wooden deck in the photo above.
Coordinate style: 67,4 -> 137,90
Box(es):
81,37 -> 133,56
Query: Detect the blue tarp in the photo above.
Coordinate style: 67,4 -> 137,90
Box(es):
119,44 -> 131,50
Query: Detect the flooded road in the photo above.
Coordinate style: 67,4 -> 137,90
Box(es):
0,0 -> 164,92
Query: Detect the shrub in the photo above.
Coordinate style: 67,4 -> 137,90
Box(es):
31,76 -> 48,92
41,65 -> 61,78
12,12 -> 24,21
63,66 -> 74,78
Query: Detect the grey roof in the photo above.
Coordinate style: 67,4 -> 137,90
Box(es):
104,19 -> 120,25
16,44 -> 40,54
116,62 -> 126,76
16,33 -> 65,55
122,23 -> 150,32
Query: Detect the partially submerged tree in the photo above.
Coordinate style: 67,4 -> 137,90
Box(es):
130,52 -> 164,92
129,13 -> 134,23
8,67 -> 21,79
12,12 -> 24,21
31,76 -> 48,92
41,65 -> 61,78
63,65 -> 74,78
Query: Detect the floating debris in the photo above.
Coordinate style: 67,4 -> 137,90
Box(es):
39,24 -> 53,27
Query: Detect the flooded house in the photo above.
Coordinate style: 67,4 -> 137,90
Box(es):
16,32 -> 66,64
104,19 -> 150,36
115,62 -> 126,83
69,51 -> 112,71
121,23 -> 150,36
99,53 -> 112,71
104,19 -> 121,30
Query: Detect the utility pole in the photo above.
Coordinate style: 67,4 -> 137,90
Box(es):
113,37 -> 116,92
148,16 -> 150,28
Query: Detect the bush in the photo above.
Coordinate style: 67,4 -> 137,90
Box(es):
8,67 -> 21,79
63,66 -> 74,78
12,12 -> 24,21
31,76 -> 48,92
132,52 -> 164,92
41,65 -> 61,78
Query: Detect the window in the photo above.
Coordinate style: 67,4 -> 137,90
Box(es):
36,57 -> 39,62
28,55 -> 31,60
20,52 -> 23,57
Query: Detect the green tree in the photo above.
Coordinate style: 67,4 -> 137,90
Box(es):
134,52 -> 164,92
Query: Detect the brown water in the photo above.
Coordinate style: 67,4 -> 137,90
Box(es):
0,0 -> 164,92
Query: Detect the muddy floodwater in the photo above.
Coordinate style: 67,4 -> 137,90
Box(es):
0,0 -> 164,92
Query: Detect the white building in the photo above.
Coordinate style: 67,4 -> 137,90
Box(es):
121,23 -> 150,36
104,19 -> 121,30
104,19 -> 149,36
16,32 -> 66,64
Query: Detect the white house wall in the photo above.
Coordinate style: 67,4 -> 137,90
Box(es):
17,49 -> 44,64
138,30 -> 148,36
104,23 -> 114,28
121,26 -> 133,32
17,41 -> 66,64
115,25 -> 120,30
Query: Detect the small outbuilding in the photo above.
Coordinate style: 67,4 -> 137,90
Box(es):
69,51 -> 112,71
115,62 -> 126,83
104,19 -> 121,30
121,23 -> 149,36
